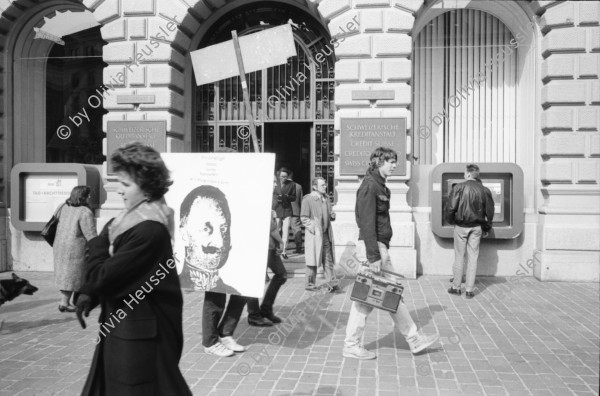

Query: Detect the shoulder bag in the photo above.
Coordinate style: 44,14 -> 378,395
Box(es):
41,203 -> 66,246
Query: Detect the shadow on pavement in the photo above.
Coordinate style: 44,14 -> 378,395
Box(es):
0,298 -> 56,314
0,317 -> 76,335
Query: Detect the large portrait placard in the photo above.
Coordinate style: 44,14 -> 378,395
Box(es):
162,153 -> 275,298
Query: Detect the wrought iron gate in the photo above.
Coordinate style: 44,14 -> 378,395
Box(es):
193,6 -> 336,198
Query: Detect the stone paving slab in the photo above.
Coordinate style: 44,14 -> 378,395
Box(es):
0,272 -> 598,396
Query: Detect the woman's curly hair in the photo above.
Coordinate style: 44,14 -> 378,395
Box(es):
111,142 -> 173,201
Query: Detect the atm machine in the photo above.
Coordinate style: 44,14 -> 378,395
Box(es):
431,163 -> 524,239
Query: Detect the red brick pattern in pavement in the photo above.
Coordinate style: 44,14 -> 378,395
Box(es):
0,272 -> 598,396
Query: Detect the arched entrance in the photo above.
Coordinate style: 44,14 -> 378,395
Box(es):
192,3 -> 336,195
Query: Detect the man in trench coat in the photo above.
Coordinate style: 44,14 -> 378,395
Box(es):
300,177 -> 337,292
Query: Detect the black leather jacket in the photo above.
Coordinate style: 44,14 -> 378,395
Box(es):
355,168 -> 392,263
446,178 -> 495,231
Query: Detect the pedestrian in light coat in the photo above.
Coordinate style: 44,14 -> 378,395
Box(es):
300,177 -> 337,292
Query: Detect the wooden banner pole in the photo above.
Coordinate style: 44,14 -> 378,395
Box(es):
231,30 -> 260,153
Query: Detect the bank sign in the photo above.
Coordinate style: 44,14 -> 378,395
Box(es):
340,118 -> 407,176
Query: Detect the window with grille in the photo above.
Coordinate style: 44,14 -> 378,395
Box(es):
413,9 -> 518,164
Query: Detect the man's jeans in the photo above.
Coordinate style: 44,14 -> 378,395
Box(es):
247,249 -> 288,317
277,216 -> 292,252
202,291 -> 247,347
344,242 -> 417,348
452,225 -> 482,292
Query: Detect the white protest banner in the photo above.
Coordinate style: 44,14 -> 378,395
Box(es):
190,24 -> 297,86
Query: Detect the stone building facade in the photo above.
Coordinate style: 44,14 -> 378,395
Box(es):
1,0 -> 598,281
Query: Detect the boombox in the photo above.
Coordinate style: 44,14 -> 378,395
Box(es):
350,268 -> 404,313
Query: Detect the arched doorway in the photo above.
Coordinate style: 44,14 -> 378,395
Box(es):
192,3 -> 336,195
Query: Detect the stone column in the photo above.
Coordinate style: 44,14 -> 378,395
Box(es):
317,0 -> 423,278
97,0 -> 187,222
535,1 -> 600,281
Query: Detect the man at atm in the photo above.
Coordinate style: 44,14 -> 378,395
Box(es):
446,164 -> 495,299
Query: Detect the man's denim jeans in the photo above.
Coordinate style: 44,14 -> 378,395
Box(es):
452,225 -> 482,292
344,242 -> 417,348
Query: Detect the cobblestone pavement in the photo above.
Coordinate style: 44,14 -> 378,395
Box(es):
0,272 -> 598,396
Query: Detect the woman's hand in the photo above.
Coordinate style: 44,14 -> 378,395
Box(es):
75,294 -> 93,329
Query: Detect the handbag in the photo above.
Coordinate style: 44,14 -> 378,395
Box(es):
41,203 -> 65,246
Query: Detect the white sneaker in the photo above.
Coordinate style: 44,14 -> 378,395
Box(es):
204,342 -> 234,357
219,336 -> 246,352
406,331 -> 439,354
342,344 -> 376,360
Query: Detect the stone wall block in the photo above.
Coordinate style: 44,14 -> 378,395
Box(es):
355,0 -> 389,7
123,0 -> 154,16
146,111 -> 185,135
147,64 -> 185,90
590,134 -> 600,157
83,0 -> 104,10
318,0 -> 352,20
134,42 -> 186,70
206,0 -> 226,8
541,134 -> 586,157
541,81 -> 587,106
577,160 -> 599,183
380,108 -> 411,125
373,34 -> 411,57
132,88 -> 184,113
335,59 -> 360,82
541,108 -> 574,131
362,59 -> 382,81
578,54 -> 600,78
329,12 -> 361,39
104,66 -> 127,87
94,0 -> 121,24
578,108 -> 599,130
183,0 -> 212,20
358,108 -> 382,118
102,89 -> 134,111
385,7 -> 414,33
101,18 -> 126,42
541,27 -> 586,56
128,65 -> 146,86
156,0 -> 189,30
148,18 -> 180,43
579,1 -> 600,26
540,1 -> 575,31
128,18 -> 147,39
336,34 -> 371,57
336,82 -> 410,106
383,58 -> 411,82
592,81 -> 600,104
103,42 -> 135,63
589,27 -> 600,52
361,10 -> 384,32
391,0 -> 424,14
540,160 -> 573,183
541,55 -> 575,81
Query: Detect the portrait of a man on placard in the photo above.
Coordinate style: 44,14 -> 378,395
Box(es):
178,185 -> 238,294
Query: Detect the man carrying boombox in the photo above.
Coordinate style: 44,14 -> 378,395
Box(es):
343,147 -> 439,360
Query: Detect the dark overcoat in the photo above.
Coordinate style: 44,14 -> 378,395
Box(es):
80,220 -> 191,396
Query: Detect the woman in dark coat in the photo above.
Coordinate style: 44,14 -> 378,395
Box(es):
76,143 -> 191,396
